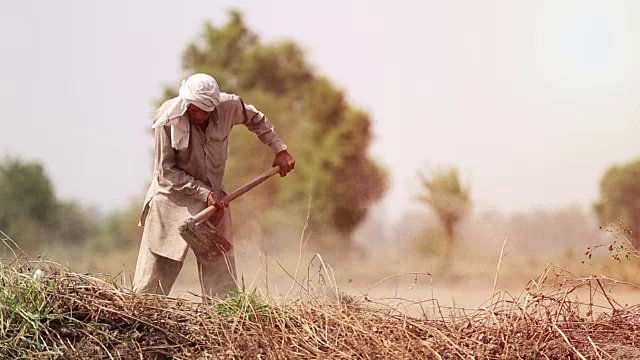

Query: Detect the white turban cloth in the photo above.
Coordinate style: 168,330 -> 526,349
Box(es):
151,74 -> 221,150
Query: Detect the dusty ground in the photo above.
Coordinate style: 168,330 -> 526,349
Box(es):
167,243 -> 640,318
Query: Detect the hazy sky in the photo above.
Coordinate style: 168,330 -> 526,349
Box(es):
1,1 -> 639,223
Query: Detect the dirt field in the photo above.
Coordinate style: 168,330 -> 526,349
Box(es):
168,244 -> 640,317
4,238 -> 640,358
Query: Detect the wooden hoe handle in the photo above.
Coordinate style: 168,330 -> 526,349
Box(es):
191,166 -> 280,223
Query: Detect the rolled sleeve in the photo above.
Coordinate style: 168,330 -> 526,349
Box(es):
268,138 -> 288,153
232,97 -> 289,153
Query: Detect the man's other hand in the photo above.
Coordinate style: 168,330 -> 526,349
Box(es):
207,192 -> 228,209
273,150 -> 295,177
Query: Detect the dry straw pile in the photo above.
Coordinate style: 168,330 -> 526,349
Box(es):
1,226 -> 639,359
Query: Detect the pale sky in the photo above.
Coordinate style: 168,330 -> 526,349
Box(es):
1,1 -> 639,224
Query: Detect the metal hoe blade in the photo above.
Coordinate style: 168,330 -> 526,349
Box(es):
179,217 -> 233,262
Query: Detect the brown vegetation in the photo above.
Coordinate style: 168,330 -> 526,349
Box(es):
2,227 -> 640,360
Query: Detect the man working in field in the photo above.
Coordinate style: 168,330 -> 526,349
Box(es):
133,73 -> 295,298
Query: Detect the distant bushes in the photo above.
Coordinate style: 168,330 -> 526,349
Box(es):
0,156 -> 142,254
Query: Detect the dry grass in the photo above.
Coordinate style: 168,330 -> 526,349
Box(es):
1,225 -> 640,359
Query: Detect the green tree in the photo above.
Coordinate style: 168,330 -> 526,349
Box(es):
594,159 -> 640,249
0,156 -> 58,250
160,10 -> 387,254
416,166 -> 471,257
0,157 -> 56,226
0,156 -> 100,252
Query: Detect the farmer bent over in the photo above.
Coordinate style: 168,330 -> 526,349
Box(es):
133,73 -> 295,298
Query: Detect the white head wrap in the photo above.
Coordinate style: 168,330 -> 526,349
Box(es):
151,74 -> 221,150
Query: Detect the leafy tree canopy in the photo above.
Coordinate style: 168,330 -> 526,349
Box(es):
161,10 -> 387,252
